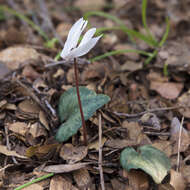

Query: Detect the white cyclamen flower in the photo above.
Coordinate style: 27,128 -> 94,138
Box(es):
60,17 -> 102,60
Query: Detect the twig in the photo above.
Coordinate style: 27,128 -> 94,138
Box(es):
176,116 -> 184,172
44,99 -> 56,117
183,154 -> 190,163
104,149 -> 119,157
114,105 -> 185,118
144,131 -> 170,136
88,126 -> 125,143
98,113 -> 105,190
0,164 -> 14,173
4,124 -> 18,164
74,58 -> 87,145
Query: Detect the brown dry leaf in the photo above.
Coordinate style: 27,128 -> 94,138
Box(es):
61,84 -> 73,91
4,27 -> 26,44
158,184 -> 174,190
0,112 -> 5,119
88,137 -> 107,150
170,117 -> 190,154
0,100 -> 7,110
82,61 -> 106,81
86,83 -> 97,93
22,183 -> 43,190
28,122 -> 47,139
119,60 -> 143,72
122,120 -> 142,140
89,116 -> 99,126
105,139 -> 137,149
101,112 -> 116,124
150,81 -> 183,99
102,33 -> 118,46
50,175 -> 78,190
147,71 -> 168,82
122,120 -> 151,145
73,168 -> 91,189
25,144 -> 59,158
108,87 -> 129,113
139,113 -> 161,130
128,83 -> 139,101
33,78 -> 48,90
67,68 -> 75,83
74,0 -> 105,12
22,65 -> 40,81
43,163 -> 90,173
0,145 -> 27,159
170,169 -> 186,190
18,99 -> 41,114
113,0 -> 127,9
124,170 -> 149,190
7,122 -> 28,136
39,111 -> 50,130
5,103 -> 17,110
53,68 -> 65,78
60,144 -> 88,164
152,141 -> 173,157
111,178 -> 127,190
181,165 -> 190,183
157,41 -> 190,73
0,46 -> 40,70
177,90 -> 190,118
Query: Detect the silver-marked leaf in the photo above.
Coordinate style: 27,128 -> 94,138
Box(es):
120,145 -> 171,184
56,87 -> 110,142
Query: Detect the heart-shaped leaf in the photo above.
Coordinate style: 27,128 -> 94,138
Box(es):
120,145 -> 171,184
56,87 -> 110,142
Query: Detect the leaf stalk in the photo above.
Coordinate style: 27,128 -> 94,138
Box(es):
74,58 -> 87,145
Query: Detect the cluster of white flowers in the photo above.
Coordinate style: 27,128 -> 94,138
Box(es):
61,17 -> 102,61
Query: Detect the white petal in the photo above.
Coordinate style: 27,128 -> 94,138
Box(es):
69,19 -> 87,50
61,18 -> 87,59
68,35 -> 102,58
64,18 -> 85,51
79,28 -> 96,47
60,46 -> 70,59
67,18 -> 84,42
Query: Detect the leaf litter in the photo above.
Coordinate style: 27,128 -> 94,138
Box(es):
0,0 -> 190,189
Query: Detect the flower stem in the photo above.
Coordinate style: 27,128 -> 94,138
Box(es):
74,58 -> 87,145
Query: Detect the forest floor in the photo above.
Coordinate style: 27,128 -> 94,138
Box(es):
0,0 -> 190,189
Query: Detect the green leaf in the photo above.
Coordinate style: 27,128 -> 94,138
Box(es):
142,0 -> 158,45
56,87 -> 110,142
120,145 -> 171,184
158,17 -> 170,48
163,63 -> 169,76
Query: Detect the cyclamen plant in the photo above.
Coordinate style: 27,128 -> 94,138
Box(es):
60,17 -> 102,145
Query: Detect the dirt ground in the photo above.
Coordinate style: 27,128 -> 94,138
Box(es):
0,0 -> 190,189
